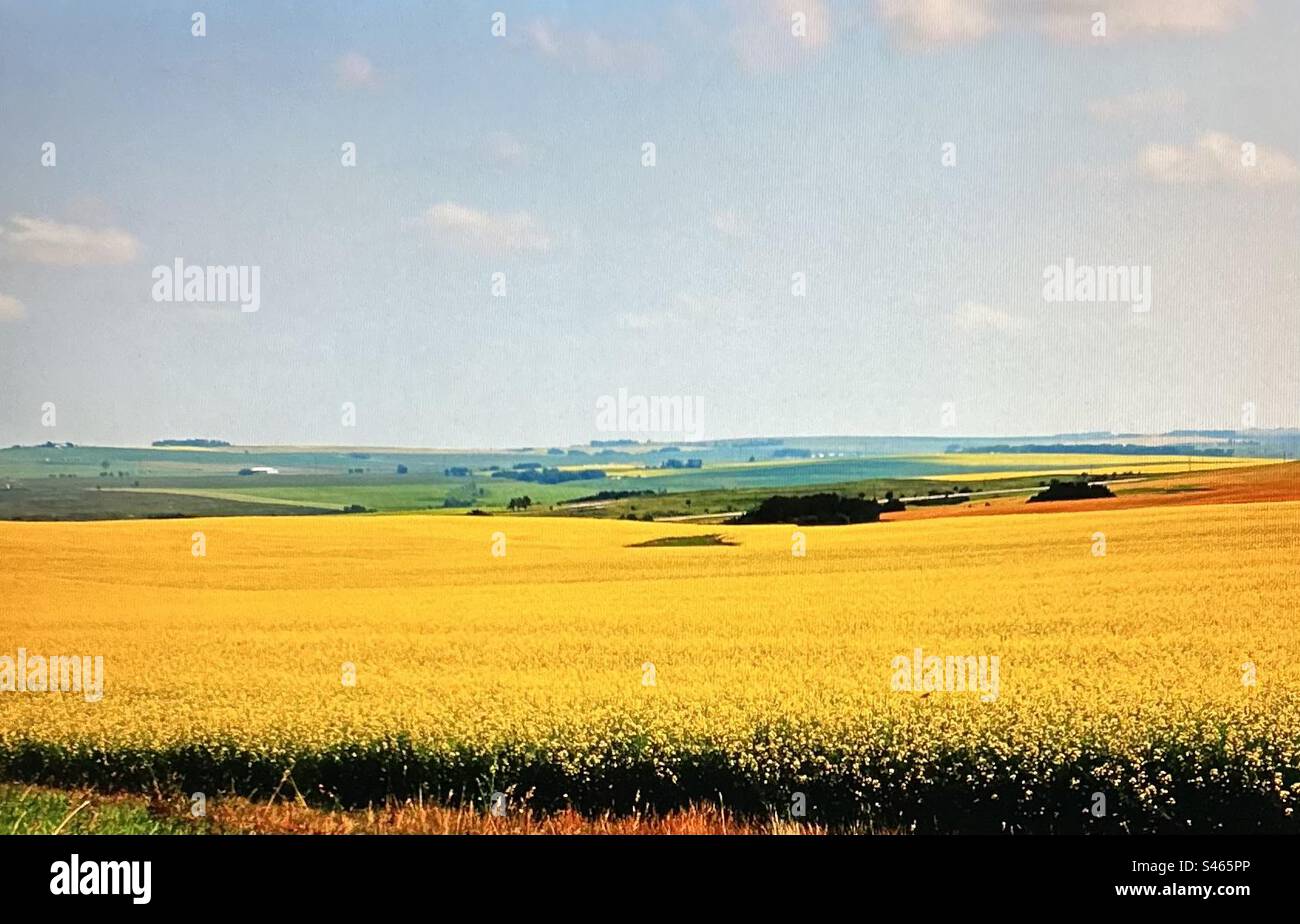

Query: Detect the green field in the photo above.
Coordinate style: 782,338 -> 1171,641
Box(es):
0,439 -> 1265,522
530,471 -> 1166,521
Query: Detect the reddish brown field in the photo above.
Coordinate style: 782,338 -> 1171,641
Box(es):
885,461 -> 1300,522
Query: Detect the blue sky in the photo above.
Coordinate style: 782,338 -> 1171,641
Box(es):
1,0 -> 1297,446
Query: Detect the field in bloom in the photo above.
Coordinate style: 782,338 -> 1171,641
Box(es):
908,452 -> 1282,482
1,499 -> 1297,832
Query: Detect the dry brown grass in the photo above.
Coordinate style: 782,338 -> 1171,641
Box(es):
2,782 -> 824,834
203,797 -> 824,834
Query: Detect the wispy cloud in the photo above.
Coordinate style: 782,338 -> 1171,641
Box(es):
1141,132 -> 1299,186
953,301 -> 1026,333
1097,0 -> 1254,36
729,0 -> 831,73
674,291 -> 740,315
418,202 -> 552,253
1087,88 -> 1186,122
877,0 -> 993,49
0,293 -> 24,320
878,0 -> 1253,50
485,132 -> 528,169
617,311 -> 672,330
0,215 -> 140,266
710,210 -> 751,239
336,52 -> 379,89
623,291 -> 750,331
524,20 -> 664,78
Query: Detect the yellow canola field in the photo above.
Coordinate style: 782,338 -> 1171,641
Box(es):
599,451 -> 1278,481
914,453 -> 1277,468
912,453 -> 1282,482
0,502 -> 1297,830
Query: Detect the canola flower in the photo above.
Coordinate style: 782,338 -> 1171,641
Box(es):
0,501 -> 1296,832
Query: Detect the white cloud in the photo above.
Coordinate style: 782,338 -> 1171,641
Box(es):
1141,132 -> 1299,186
0,293 -> 24,320
485,132 -> 528,168
877,0 -> 1253,49
419,202 -> 552,253
1087,88 -> 1186,122
618,291 -> 743,330
0,215 -> 140,266
524,20 -> 664,77
336,52 -> 378,89
618,311 -> 671,330
877,0 -> 993,50
953,301 -> 1026,332
527,20 -> 562,57
729,0 -> 832,73
674,291 -> 733,314
612,291 -> 748,333
1103,0 -> 1254,35
710,210 -> 751,238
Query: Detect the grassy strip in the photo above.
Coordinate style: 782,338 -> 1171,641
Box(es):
627,534 -> 737,547
0,783 -> 203,834
0,783 -> 824,835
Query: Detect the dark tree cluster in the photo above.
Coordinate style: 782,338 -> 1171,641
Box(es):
151,438 -> 230,447
561,489 -> 658,504
737,492 -> 900,526
491,467 -> 606,485
1027,479 -> 1116,503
